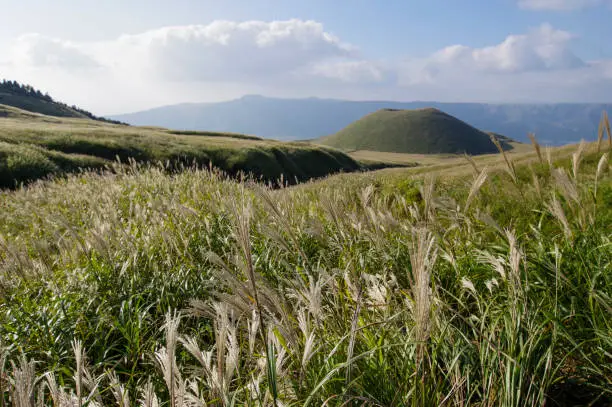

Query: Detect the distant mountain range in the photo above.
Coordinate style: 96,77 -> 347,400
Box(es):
112,95 -> 612,145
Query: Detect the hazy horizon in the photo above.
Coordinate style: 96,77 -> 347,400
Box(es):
110,93 -> 612,117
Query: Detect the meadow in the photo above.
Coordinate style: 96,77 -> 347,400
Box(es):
0,127 -> 610,406
0,105 -> 371,188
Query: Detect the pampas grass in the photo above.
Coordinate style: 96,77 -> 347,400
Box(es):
0,141 -> 610,406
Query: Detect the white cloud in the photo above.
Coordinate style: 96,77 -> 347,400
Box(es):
1,20 -> 611,113
308,59 -> 391,83
518,0 -> 606,10
10,34 -> 100,70
396,24 -> 611,103
5,20 -> 359,83
107,20 -> 356,82
2,19 -> 367,112
415,24 -> 583,76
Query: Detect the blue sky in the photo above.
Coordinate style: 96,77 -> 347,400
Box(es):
1,0 -> 611,113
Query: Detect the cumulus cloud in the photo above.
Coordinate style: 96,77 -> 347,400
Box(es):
9,34 -> 100,70
107,20 -> 356,82
2,19 -> 370,112
7,19 -> 356,84
397,24 -> 611,103
518,0 -> 607,10
407,24 -> 584,79
1,20 -> 611,113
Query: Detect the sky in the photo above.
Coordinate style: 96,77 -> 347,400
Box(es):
1,0 -> 611,115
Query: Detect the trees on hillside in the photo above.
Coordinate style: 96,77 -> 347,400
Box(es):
0,79 -> 54,102
0,79 -> 126,125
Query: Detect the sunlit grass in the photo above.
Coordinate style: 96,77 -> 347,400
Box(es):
0,135 -> 610,406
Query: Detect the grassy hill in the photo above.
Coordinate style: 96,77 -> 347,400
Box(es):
0,79 -> 124,124
318,108 -> 513,155
0,104 -> 370,188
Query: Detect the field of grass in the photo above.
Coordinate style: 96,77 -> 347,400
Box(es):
318,108 -> 513,155
345,142 -> 536,169
0,92 -> 91,119
0,130 -> 610,406
0,105 -> 370,188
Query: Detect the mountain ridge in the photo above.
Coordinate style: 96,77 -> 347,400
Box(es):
111,96 -> 611,145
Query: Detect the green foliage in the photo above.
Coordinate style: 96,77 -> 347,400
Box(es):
0,142 -> 108,187
319,108 -> 515,155
0,108 -> 365,188
168,129 -> 263,140
0,141 -> 610,406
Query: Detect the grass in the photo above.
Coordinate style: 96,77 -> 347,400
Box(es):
0,92 -> 92,119
0,127 -> 610,406
346,140 -> 531,167
317,108 -> 515,155
0,105 -> 369,188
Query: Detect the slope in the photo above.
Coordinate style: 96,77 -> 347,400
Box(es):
317,108 -> 509,155
0,80 -> 124,124
0,105 -> 369,188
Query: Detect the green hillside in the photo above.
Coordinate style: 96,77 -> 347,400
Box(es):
318,107 -> 513,154
0,104 -> 369,188
0,79 -> 124,124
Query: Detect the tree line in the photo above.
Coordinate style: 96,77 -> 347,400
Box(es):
0,79 -> 126,125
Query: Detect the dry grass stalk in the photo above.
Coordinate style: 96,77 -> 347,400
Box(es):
528,133 -> 543,165
155,312 -> 184,407
595,153 -> 609,197
1,347 -> 7,407
505,229 -> 523,297
490,134 -> 517,184
72,339 -> 84,407
603,111 -> 611,150
109,372 -> 130,407
9,356 -> 36,407
138,382 -> 160,407
408,228 -> 438,372
572,140 -> 586,180
546,195 -> 572,240
463,153 -> 480,176
465,167 -> 489,211
553,168 -> 580,206
597,113 -> 605,153
546,147 -> 553,168
233,191 -> 278,407
420,175 -> 437,223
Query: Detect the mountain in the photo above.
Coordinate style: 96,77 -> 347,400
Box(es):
318,108 -> 506,155
0,80 -> 124,124
111,95 -> 612,146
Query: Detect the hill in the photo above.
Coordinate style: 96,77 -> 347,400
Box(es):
317,108 -> 509,155
0,105 -> 374,188
110,95 -> 611,145
0,79 -> 124,124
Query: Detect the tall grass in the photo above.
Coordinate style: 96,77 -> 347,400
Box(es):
0,141 -> 610,406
